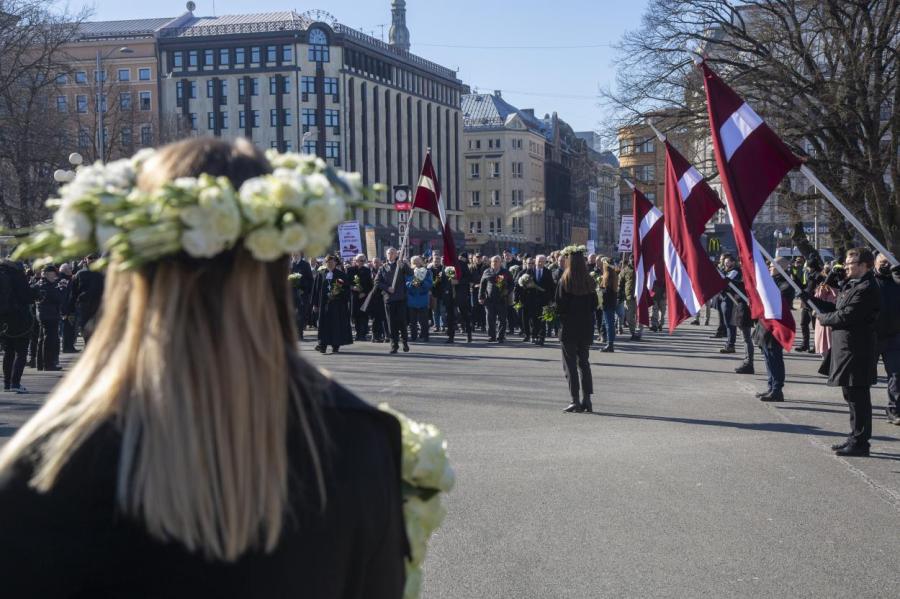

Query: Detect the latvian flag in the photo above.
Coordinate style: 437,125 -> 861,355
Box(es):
699,61 -> 801,350
662,141 -> 727,332
414,151 -> 456,263
631,184 -> 664,327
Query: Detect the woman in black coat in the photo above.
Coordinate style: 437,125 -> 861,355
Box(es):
806,248 -> 881,457
555,250 -> 599,413
315,255 -> 354,354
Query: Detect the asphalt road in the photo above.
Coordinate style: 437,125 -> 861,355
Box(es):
3,323 -> 899,598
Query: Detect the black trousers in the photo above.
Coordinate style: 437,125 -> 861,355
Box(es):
353,307 -> 369,340
522,306 -> 536,339
62,317 -> 76,351
295,294 -> 309,339
445,302 -> 458,340
562,339 -> 593,401
2,336 -> 29,387
800,308 -> 812,348
472,292 -> 486,329
485,301 -> 507,340
385,301 -> 408,347
455,302 -> 471,340
370,305 -> 386,341
37,318 -> 60,370
842,386 -> 872,448
408,307 -> 429,341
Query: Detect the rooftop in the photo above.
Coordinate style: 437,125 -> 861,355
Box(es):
77,17 -> 175,39
461,92 -> 546,133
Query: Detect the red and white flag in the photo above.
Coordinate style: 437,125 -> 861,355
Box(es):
414,151 -> 456,264
631,185 -> 664,327
699,61 -> 800,350
661,140 -> 727,332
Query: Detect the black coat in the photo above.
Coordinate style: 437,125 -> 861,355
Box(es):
345,266 -> 374,314
478,268 -> 512,305
32,277 -> 64,323
290,259 -> 314,295
0,261 -> 36,338
874,270 -> 900,341
727,270 -> 751,329
532,267 -> 555,306
810,271 -> 880,387
376,261 -> 413,304
315,270 -> 353,348
68,269 -> 104,323
0,376 -> 406,598
555,282 -> 599,345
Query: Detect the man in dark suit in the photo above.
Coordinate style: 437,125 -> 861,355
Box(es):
873,253 -> 900,425
478,255 -> 511,343
290,254 -> 314,341
532,254 -> 555,345
346,254 -> 374,341
68,254 -> 104,344
470,254 -> 488,332
454,252 -> 473,343
367,257 -> 387,342
806,248 -> 882,457
376,247 -> 413,354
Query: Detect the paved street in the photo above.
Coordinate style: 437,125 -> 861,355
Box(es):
3,323 -> 899,598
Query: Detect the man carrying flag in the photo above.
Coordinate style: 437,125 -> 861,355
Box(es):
628,181 -> 664,337
413,150 -> 456,267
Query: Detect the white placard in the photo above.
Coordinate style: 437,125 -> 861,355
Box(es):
338,221 -> 363,261
617,216 -> 634,253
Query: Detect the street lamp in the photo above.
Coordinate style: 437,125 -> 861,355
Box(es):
96,46 -> 134,163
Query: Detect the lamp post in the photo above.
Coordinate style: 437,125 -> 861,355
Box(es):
96,46 -> 134,163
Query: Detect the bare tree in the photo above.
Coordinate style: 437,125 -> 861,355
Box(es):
0,0 -> 88,227
603,0 -> 899,256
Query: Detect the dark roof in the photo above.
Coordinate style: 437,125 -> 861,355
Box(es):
461,93 -> 546,133
78,18 -> 175,39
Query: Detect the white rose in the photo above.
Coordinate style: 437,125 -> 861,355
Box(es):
238,178 -> 280,225
208,204 -> 241,245
182,228 -> 225,258
279,224 -> 309,253
414,267 -> 427,281
244,227 -> 283,262
172,177 -> 199,192
303,173 -> 332,197
95,224 -> 122,248
54,205 -> 93,243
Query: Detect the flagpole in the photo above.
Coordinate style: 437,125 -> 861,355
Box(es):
798,165 -> 897,265
757,244 -> 818,314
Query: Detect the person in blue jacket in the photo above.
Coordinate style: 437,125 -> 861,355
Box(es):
406,255 -> 433,342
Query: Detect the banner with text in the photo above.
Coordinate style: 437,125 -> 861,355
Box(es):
338,221 -> 363,262
617,215 -> 634,253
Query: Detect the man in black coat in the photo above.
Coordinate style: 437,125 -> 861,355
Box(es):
470,254 -> 488,332
314,255 -> 353,354
453,253 -> 473,343
367,257 -> 387,343
478,256 -> 512,343
57,263 -> 77,353
68,255 -> 104,344
346,254 -> 374,341
806,248 -> 882,457
31,265 -> 63,371
376,248 -> 413,354
0,260 -> 36,392
290,254 -> 314,341
873,253 -> 900,425
729,268 -> 754,375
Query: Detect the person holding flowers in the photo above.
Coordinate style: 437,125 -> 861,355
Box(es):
440,263 -> 460,343
478,255 -> 512,343
406,256 -> 433,342
315,254 -> 353,354
347,253 -> 374,342
556,245 -> 598,413
289,253 -> 313,340
453,252 -> 474,344
0,138 -> 416,597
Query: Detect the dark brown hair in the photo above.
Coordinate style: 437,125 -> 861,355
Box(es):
846,247 -> 875,268
560,252 -> 595,296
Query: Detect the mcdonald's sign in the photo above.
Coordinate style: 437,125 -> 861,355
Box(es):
707,237 -> 721,254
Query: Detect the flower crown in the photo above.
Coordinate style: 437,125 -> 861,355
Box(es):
13,149 -> 378,270
561,244 -> 587,256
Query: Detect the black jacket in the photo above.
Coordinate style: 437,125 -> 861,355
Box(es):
873,269 -> 900,340
0,261 -> 35,338
478,268 -> 512,304
289,259 -> 314,295
555,282 -> 599,345
810,270 -> 881,387
68,269 -> 104,322
376,261 -> 413,304
32,277 -> 64,323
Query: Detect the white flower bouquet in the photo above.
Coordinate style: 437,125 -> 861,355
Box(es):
378,404 -> 455,599
443,266 -> 456,280
14,148 -> 382,270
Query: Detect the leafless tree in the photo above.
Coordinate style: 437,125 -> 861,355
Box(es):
603,0 -> 899,256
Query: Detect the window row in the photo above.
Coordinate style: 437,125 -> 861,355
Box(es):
76,125 -> 153,148
620,138 -> 655,155
300,76 -> 339,96
468,161 -> 524,179
468,189 -> 525,208
171,45 -> 294,71
58,91 -> 152,113
343,50 -> 458,107
60,68 -> 152,85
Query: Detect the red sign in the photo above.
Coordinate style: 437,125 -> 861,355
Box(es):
394,202 -> 411,211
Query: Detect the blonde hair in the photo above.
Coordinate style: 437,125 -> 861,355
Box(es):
0,138 -> 324,561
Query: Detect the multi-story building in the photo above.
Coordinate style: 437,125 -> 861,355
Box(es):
594,150 -> 619,255
55,3 -> 466,256
56,20 -> 165,162
461,91 -> 547,254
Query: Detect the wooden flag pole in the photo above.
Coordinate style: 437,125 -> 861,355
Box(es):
798,165 -> 897,266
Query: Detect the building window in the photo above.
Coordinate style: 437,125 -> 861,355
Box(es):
117,68 -> 130,82
138,68 -> 151,81
266,45 -> 277,63
220,111 -> 228,129
239,110 -> 246,129
308,30 -> 330,62
56,96 -> 67,112
301,76 -> 316,94
469,162 -> 480,179
76,94 -> 88,113
207,112 -> 216,129
323,77 -> 338,95
120,127 -> 132,148
206,80 -> 214,98
219,80 -> 227,102
176,81 -> 184,101
78,128 -> 90,148
173,52 -> 183,69
469,191 -> 480,207
489,220 -> 495,234
302,108 -> 316,127
119,92 -> 132,110
187,50 -> 197,67
637,139 -> 655,153
324,109 -> 339,127
98,94 -> 108,113
219,48 -> 230,66
94,70 -> 107,83
75,71 -> 87,84
512,162 -> 523,178
204,49 -> 214,66
55,74 -> 68,85
235,47 -> 245,65
269,76 -> 280,95
491,162 -> 501,178
303,140 -> 316,154
282,44 -> 293,62
496,217 -> 503,233
140,125 -> 152,146
189,113 -> 197,130
139,91 -> 151,111
490,190 -> 500,206
250,46 -> 261,63
325,141 -> 340,160
250,110 -> 259,128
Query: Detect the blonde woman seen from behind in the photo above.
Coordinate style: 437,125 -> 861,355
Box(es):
0,138 -> 406,598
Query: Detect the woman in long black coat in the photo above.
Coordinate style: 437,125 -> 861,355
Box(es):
806,248 -> 881,456
555,250 -> 599,413
315,255 -> 354,354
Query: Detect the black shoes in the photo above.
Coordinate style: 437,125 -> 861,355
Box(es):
402,342 -> 410,353
629,334 -> 642,341
523,336 -> 531,343
315,345 -> 326,354
582,395 -> 593,413
720,346 -> 736,354
488,337 -> 497,342
834,445 -> 869,457
446,338 -> 454,344
390,345 -> 398,354
734,363 -> 755,374
755,390 -> 771,398
563,402 -> 583,413
759,390 -> 784,402
600,345 -> 614,353
830,439 -> 850,451
467,334 -> 473,343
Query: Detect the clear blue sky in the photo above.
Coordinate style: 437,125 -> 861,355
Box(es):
57,0 -> 649,143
